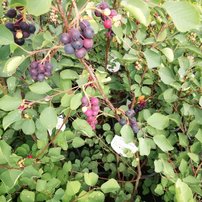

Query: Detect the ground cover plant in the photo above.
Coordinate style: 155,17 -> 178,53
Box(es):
0,0 -> 201,201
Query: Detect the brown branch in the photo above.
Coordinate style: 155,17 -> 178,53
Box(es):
0,79 -> 8,95
56,0 -> 69,32
194,162 -> 202,177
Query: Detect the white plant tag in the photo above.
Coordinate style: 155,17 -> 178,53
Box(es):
48,115 -> 66,135
111,135 -> 138,157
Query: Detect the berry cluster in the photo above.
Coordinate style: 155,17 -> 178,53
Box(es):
119,109 -> 139,134
5,8 -> 36,45
60,20 -> 94,59
81,96 -> 100,130
94,2 -> 121,36
29,61 -> 52,82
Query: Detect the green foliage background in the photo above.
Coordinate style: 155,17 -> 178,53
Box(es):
0,0 -> 201,201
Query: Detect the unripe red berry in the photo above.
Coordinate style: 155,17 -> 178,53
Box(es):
103,19 -> 112,29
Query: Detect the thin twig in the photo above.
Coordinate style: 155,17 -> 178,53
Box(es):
36,111 -> 71,159
56,0 -> 69,32
80,59 -> 120,120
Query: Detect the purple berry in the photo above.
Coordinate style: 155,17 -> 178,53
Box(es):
110,10 -> 117,17
14,38 -> 25,46
5,22 -> 15,31
30,61 -> 38,69
83,27 -> 94,39
131,124 -> 139,134
94,10 -> 101,17
29,24 -> 36,34
83,38 -> 94,50
64,43 -> 75,54
45,62 -> 53,70
81,96 -> 88,105
71,38 -> 83,50
119,118 -> 126,126
23,32 -> 30,38
60,33 -> 71,44
44,70 -> 51,77
125,109 -> 135,118
79,20 -> 90,30
38,63 -> 45,73
6,9 -> 17,18
30,68 -> 38,76
75,48 -> 87,59
70,28 -> 81,41
129,117 -> 137,124
99,2 -> 109,10
37,74 -> 45,82
19,22 -> 29,31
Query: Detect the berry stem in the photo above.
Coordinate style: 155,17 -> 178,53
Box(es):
80,59 -> 120,120
56,0 -> 69,32
72,0 -> 80,28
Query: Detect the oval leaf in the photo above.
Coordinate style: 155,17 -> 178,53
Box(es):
147,113 -> 169,130
163,1 -> 200,32
153,135 -> 174,152
40,106 -> 57,130
0,24 -> 14,45
3,56 -> 25,76
84,172 -> 99,186
29,81 -> 52,94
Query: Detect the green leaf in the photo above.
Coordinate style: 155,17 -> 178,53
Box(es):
120,124 -> 135,143
0,95 -> 22,111
153,135 -> 174,152
0,140 -> 11,164
72,137 -> 85,148
84,172 -> 99,186
29,81 -> 52,94
36,180 -> 47,192
60,69 -> 79,80
161,48 -> 174,63
101,179 -> 120,193
22,119 -> 35,135
7,76 -> 17,92
70,93 -> 82,110
163,1 -> 200,32
26,0 -> 52,16
159,66 -> 175,85
144,49 -> 161,69
195,129 -> 202,143
20,190 -> 35,202
147,113 -> 169,130
187,153 -> 199,164
40,107 -> 57,130
3,56 -> 26,76
88,191 -> 105,202
138,138 -> 151,156
0,24 -> 14,45
121,0 -> 150,26
3,110 -> 22,130
163,89 -> 178,103
175,179 -> 194,202
0,170 -> 23,189
65,181 -> 81,196
10,0 -> 27,7
72,118 -> 95,137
